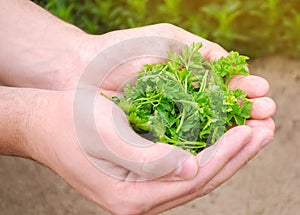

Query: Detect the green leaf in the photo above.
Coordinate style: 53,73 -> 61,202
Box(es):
102,42 -> 252,155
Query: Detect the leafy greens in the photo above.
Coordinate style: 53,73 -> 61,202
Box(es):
105,43 -> 252,155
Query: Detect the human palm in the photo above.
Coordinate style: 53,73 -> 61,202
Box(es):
2,23 -> 275,214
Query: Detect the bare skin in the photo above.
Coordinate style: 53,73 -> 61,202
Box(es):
0,0 -> 275,214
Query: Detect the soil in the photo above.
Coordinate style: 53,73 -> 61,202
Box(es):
1,55 -> 299,215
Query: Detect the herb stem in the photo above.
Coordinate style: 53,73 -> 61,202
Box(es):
100,92 -> 113,101
199,70 -> 209,92
176,109 -> 185,134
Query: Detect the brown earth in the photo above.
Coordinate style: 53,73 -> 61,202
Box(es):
1,55 -> 299,215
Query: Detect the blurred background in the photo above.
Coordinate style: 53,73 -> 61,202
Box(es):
1,0 -> 299,215
32,0 -> 300,58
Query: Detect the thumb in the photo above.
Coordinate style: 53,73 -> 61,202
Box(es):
80,95 -> 198,181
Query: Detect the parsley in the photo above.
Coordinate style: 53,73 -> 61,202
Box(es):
104,43 -> 252,155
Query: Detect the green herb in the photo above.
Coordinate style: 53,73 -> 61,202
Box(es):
103,42 -> 252,155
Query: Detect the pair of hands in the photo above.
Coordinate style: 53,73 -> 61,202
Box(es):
4,23 -> 275,214
0,2 -> 275,213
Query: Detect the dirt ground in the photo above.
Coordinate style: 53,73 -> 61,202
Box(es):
1,55 -> 299,215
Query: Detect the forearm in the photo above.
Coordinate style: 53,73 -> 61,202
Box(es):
0,0 -> 89,89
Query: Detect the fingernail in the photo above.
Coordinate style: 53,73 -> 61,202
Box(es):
171,156 -> 198,180
260,137 -> 274,149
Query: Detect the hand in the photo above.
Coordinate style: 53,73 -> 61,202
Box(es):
0,1 -> 276,214
14,76 -> 273,215
17,72 -> 274,215
0,16 -> 230,90
18,33 -> 274,214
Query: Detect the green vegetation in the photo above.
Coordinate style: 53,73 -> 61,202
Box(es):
33,0 -> 300,58
103,43 -> 252,154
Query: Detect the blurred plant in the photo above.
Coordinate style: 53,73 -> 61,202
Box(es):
32,0 -> 300,58
158,0 -> 181,24
103,0 -> 150,29
283,9 -> 300,57
200,0 -> 248,51
39,0 -> 75,24
248,0 -> 284,54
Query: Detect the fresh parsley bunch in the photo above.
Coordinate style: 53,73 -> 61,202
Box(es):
108,43 -> 252,155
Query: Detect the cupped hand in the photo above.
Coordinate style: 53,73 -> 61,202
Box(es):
13,23 -> 276,214
23,73 -> 275,215
0,0 -> 276,213
140,74 -> 276,214
23,73 -> 275,214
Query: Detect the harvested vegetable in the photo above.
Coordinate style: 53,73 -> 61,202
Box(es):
103,43 -> 252,155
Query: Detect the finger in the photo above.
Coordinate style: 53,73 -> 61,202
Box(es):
250,97 -> 276,119
196,126 -> 252,180
148,126 -> 274,214
202,43 -> 228,62
200,126 -> 274,195
152,24 -> 229,61
157,155 -> 199,181
89,94 -> 199,181
159,126 -> 252,202
229,75 -> 270,98
246,118 -> 275,131
143,126 -> 253,214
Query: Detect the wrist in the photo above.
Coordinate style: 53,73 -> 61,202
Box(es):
19,90 -> 75,168
0,87 -> 35,158
0,86 -> 63,165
